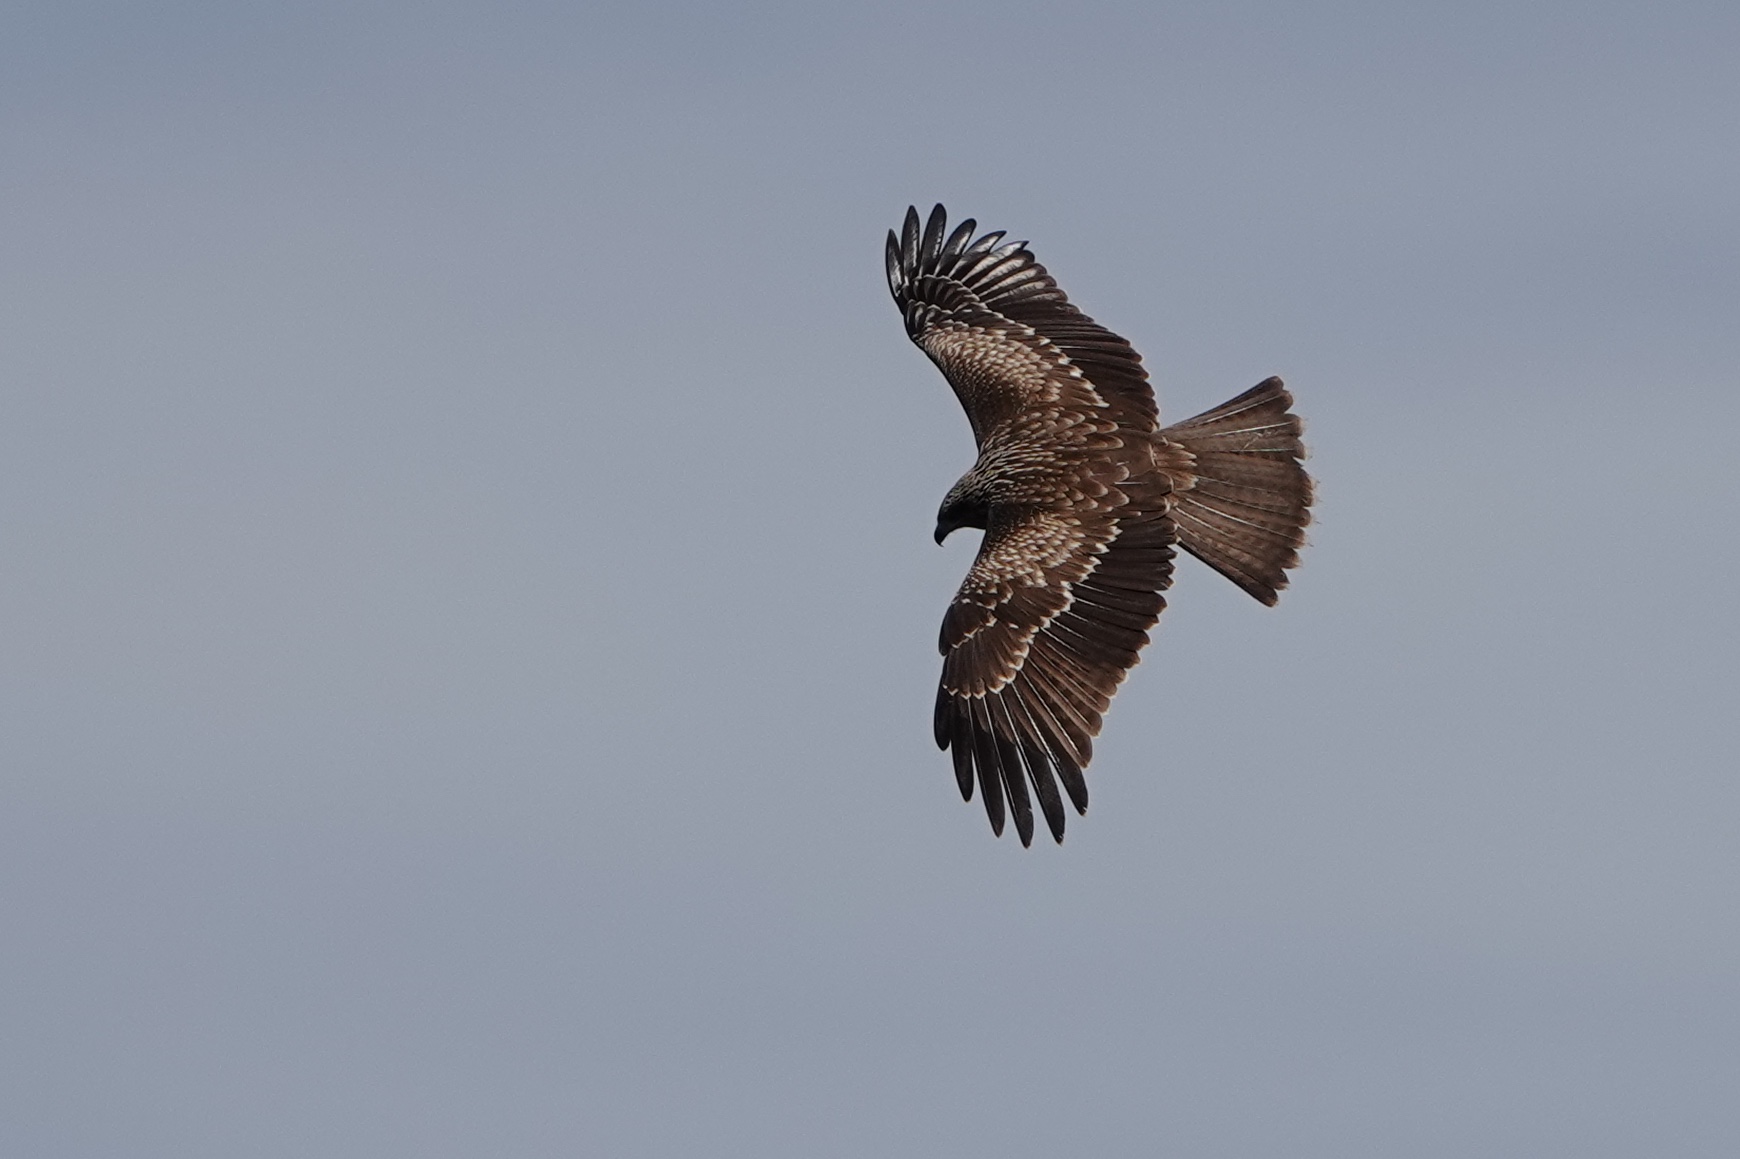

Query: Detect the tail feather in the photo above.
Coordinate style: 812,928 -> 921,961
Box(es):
1161,377 -> 1314,605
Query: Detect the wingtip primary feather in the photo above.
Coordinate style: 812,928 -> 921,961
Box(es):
901,206 -> 922,275
920,204 -> 949,267
941,216 -> 976,264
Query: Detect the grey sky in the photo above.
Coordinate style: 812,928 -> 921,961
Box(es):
4,2 -> 1738,1155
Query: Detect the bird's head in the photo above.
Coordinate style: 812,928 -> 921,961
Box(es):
934,491 -> 989,545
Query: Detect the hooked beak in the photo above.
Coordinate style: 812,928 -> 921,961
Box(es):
934,522 -> 951,546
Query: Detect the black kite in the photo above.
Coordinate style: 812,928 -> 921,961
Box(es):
887,205 -> 1314,845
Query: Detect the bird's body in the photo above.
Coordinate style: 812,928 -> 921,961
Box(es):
887,205 -> 1314,846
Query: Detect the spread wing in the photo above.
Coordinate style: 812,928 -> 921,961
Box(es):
886,204 -> 1158,440
936,493 -> 1175,846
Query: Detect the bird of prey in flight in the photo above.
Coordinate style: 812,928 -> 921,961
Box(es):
887,205 -> 1314,846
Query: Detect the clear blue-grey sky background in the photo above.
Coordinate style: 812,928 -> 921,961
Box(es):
4,2 -> 1738,1155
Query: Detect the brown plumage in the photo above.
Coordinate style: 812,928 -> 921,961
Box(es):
887,205 -> 1314,846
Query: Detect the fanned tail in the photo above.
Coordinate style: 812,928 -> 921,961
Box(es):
1160,377 -> 1314,605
